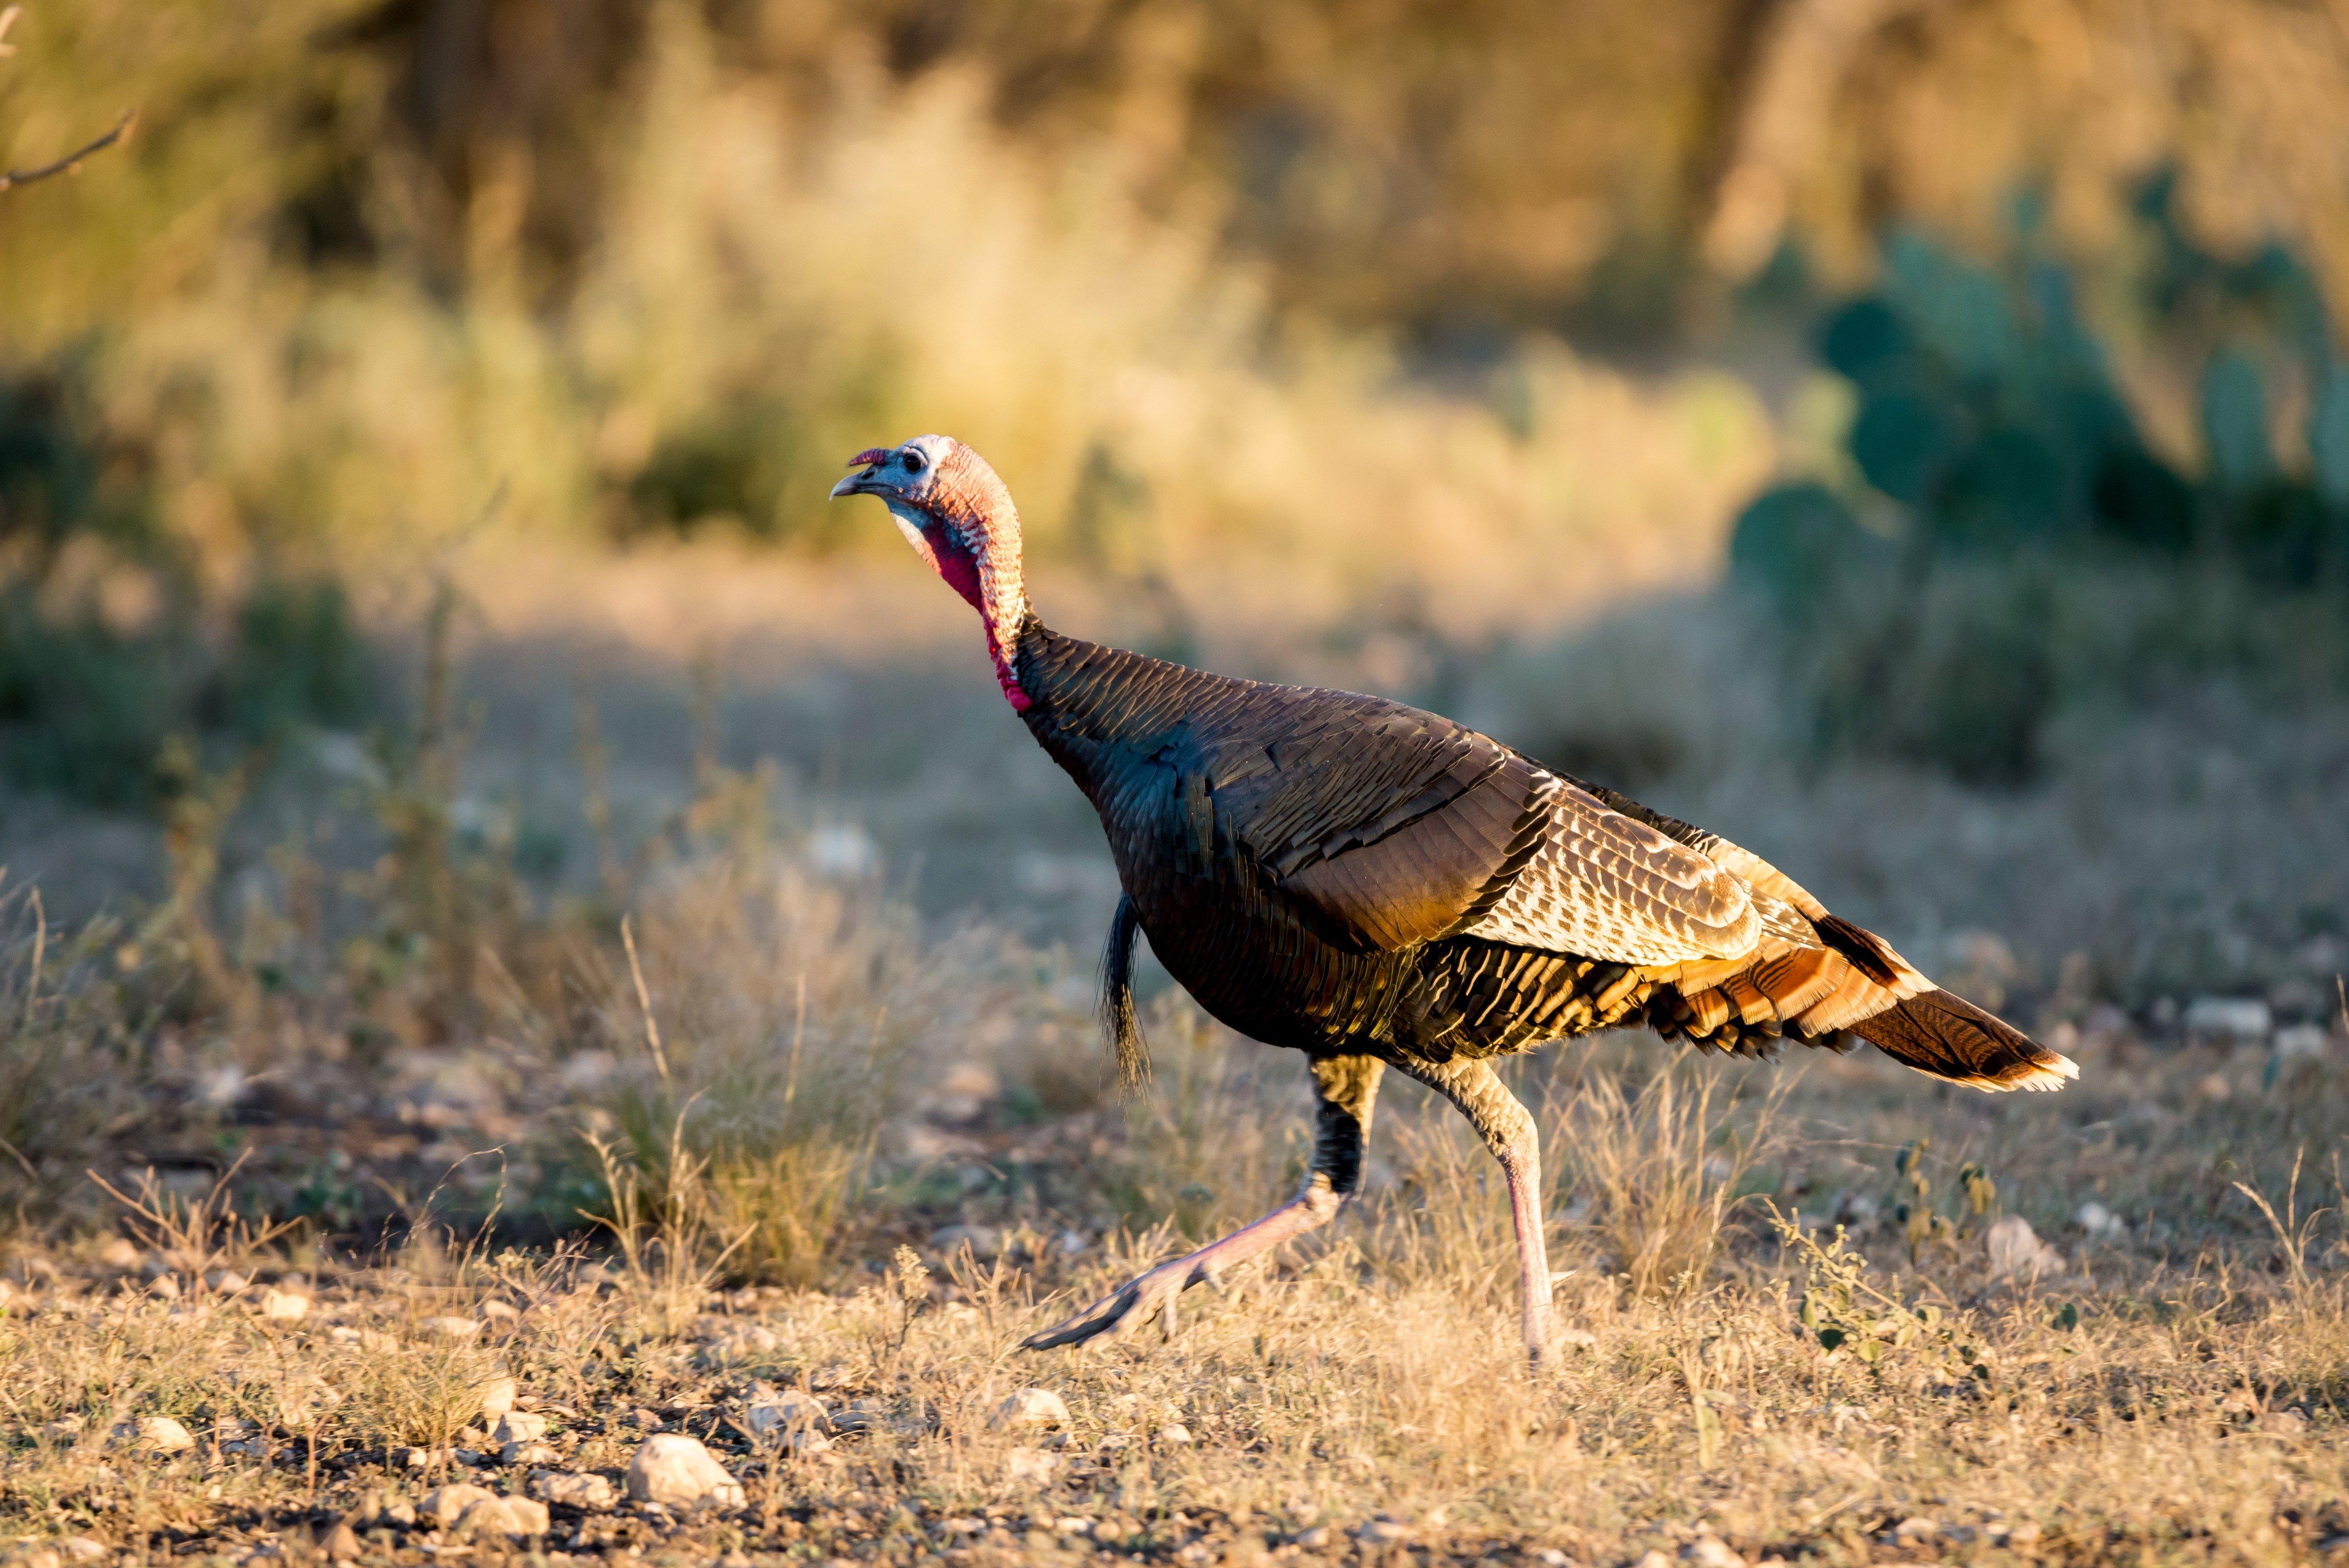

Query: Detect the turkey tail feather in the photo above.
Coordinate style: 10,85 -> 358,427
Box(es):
1850,987 -> 2077,1092
1103,893 -> 1151,1096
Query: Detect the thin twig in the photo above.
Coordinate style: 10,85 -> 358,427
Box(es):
0,109 -> 137,194
620,916 -> 671,1082
0,1133 -> 37,1180
25,885 -> 44,1013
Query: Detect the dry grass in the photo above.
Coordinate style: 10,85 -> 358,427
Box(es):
5,1034 -> 2349,1564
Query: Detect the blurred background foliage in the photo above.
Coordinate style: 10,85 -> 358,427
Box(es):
8,0 -> 2349,804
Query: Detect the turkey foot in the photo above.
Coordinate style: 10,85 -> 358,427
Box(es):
1021,1186 -> 1339,1348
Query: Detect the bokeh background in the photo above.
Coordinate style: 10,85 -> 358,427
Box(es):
5,0 -> 2349,1234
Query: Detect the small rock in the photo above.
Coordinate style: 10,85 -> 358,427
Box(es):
2275,1023 -> 2330,1062
928,1223 -> 1001,1260
455,1495 -> 549,1538
421,1315 -> 481,1339
259,1289 -> 309,1322
2183,996 -> 2271,1041
491,1411 -> 549,1447
2258,1409 -> 2309,1436
1157,1423 -> 1193,1444
2076,1202 -> 2123,1237
1986,1215 -> 2064,1282
96,1237 -> 140,1271
744,1390 -> 829,1440
39,1418 -> 81,1443
1890,1517 -> 1939,1543
479,1299 -> 520,1322
624,1434 -> 745,1510
113,1416 -> 195,1454
420,1484 -> 496,1527
477,1377 -> 519,1421
1682,1535 -> 1744,1568
321,1523 -> 360,1561
1006,1446 -> 1061,1484
2001,1521 -> 2042,1546
148,1274 -> 181,1301
1290,1527 -> 1333,1550
56,1540 -> 107,1563
207,1269 -> 251,1293
1057,1229 -> 1089,1256
1554,1327 -> 1598,1350
1357,1517 -> 1412,1544
1635,1552 -> 1673,1568
529,1469 -> 617,1511
993,1387 -> 1071,1431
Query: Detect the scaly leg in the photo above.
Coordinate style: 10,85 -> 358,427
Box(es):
1023,1054 -> 1384,1349
1392,1056 -> 1556,1362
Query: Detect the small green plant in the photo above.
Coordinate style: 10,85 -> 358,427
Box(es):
1887,1139 -> 2000,1261
1773,1205 -> 1990,1381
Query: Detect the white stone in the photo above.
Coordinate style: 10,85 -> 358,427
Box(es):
1986,1215 -> 2064,1282
57,1538 -> 107,1562
259,1289 -> 309,1322
992,1387 -> 1070,1431
1682,1535 -> 1744,1568
421,1315 -> 480,1339
2182,996 -> 2272,1041
2076,1202 -> 2123,1237
1157,1423 -> 1193,1444
477,1377 -> 519,1421
744,1390 -> 828,1441
624,1434 -> 744,1510
529,1470 -> 617,1511
419,1484 -> 496,1527
454,1495 -> 549,1538
928,1223 -> 1001,1260
206,1269 -> 251,1294
2275,1023 -> 2330,1061
1005,1447 -> 1060,1484
490,1411 -> 549,1447
113,1416 -> 195,1454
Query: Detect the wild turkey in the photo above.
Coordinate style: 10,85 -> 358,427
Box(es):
833,435 -> 2077,1358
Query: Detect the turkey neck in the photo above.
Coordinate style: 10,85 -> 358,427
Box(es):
1008,617 -> 1234,800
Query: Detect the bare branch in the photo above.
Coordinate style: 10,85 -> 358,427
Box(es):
0,107 -> 137,194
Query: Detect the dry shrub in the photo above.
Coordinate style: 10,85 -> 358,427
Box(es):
589,842 -> 1070,1284
0,897 -> 141,1223
1555,1050 -> 1787,1300
1097,1000 -> 1297,1242
332,1327 -> 507,1455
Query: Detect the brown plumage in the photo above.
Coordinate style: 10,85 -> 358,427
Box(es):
834,435 -> 2078,1359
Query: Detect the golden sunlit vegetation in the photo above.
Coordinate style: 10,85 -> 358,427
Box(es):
9,3 -> 2349,1563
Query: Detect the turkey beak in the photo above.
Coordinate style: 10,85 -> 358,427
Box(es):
830,449 -> 892,499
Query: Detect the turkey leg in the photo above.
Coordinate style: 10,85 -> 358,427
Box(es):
1393,1056 -> 1557,1362
1022,1054 -> 1384,1349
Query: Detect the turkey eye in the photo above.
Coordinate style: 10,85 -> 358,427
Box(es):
902,450 -> 926,473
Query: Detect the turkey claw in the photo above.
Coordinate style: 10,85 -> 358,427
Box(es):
1021,1261 -> 1191,1350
